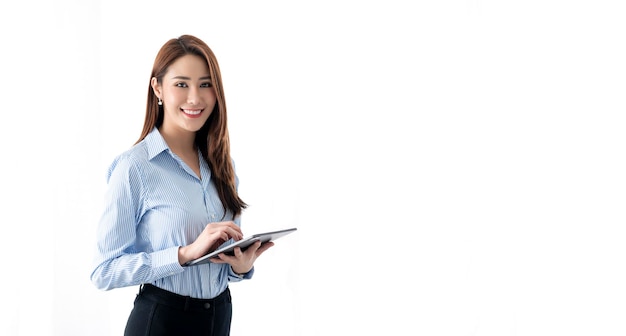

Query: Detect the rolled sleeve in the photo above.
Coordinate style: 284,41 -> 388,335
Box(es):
228,266 -> 254,282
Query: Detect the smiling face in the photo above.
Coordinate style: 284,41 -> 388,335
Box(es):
151,54 -> 216,137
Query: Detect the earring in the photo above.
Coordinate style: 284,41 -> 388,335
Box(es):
157,98 -> 163,106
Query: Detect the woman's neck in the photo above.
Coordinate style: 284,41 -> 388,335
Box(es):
158,126 -> 197,156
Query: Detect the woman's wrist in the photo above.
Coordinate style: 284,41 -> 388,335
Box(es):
231,267 -> 249,276
178,246 -> 191,265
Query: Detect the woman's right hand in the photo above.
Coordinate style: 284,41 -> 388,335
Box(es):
178,221 -> 243,265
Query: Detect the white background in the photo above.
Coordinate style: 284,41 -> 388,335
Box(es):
1,0 -> 625,335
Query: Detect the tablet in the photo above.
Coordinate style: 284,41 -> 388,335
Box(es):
183,227 -> 297,267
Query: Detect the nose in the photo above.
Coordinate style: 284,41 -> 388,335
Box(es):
187,86 -> 199,105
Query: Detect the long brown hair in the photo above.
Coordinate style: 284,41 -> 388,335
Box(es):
136,34 -> 247,217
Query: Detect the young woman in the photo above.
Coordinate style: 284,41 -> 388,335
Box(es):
90,34 -> 273,336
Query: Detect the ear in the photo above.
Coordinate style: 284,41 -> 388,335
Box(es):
151,77 -> 162,99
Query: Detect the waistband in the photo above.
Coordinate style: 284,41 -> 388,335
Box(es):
139,284 -> 231,312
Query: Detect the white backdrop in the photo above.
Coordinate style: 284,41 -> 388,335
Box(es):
1,1 -> 625,335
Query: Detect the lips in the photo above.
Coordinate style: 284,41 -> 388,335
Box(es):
181,109 -> 203,118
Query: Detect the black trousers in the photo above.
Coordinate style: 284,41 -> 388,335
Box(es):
124,284 -> 233,336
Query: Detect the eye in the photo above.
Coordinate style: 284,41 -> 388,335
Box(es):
176,82 -> 188,88
200,82 -> 213,88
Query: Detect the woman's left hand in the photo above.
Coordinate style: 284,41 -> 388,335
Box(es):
209,240 -> 274,274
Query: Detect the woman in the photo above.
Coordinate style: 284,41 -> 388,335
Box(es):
90,34 -> 273,336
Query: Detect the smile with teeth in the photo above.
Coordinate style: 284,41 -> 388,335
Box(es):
182,109 -> 203,115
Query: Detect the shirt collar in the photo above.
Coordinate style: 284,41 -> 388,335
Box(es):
144,127 -> 170,161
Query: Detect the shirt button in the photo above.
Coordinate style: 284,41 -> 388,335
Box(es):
204,303 -> 211,309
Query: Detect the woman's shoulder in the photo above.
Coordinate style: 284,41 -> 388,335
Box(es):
114,141 -> 152,165
105,142 -> 151,180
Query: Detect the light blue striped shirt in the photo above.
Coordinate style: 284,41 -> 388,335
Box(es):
90,127 -> 252,299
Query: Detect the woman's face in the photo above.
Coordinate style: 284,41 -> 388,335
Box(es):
152,54 -> 217,135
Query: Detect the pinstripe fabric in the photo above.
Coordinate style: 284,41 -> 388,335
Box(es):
90,127 -> 252,299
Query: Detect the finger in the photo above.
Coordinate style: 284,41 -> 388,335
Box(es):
242,240 -> 262,254
210,256 -> 226,264
220,232 -> 229,241
219,221 -> 242,234
208,221 -> 242,237
214,224 -> 242,241
211,231 -> 231,246
256,242 -> 274,255
227,227 -> 243,241
209,233 -> 228,248
217,252 -> 237,262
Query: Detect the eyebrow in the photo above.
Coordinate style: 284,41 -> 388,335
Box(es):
171,75 -> 212,80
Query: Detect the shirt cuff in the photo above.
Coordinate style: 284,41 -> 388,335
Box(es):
151,246 -> 185,278
229,266 -> 254,281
